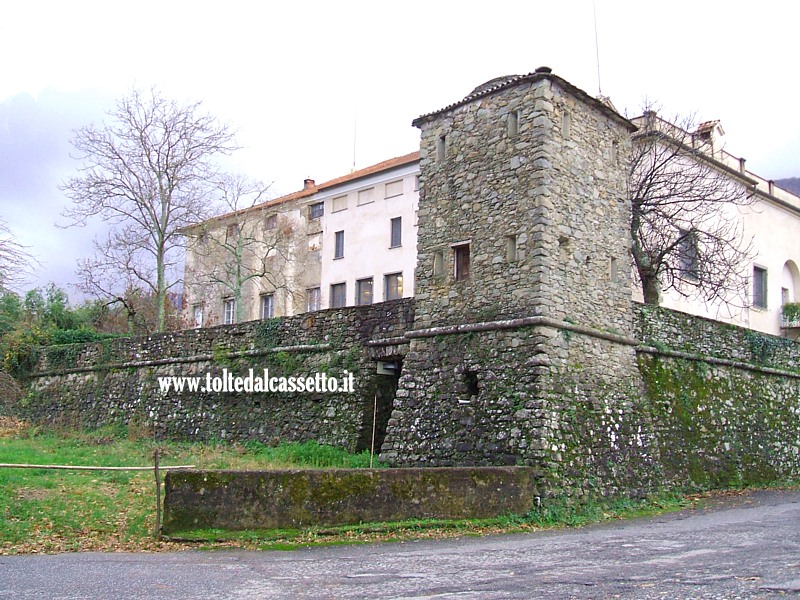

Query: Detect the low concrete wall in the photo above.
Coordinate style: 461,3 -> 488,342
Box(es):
161,467 -> 539,533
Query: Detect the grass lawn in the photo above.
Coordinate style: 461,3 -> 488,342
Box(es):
0,417 -> 375,554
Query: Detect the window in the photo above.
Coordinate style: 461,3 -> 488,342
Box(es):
433,251 -> 444,277
306,287 -> 321,312
265,214 -> 277,230
753,266 -> 768,309
330,282 -> 347,308
678,229 -> 699,280
309,202 -> 324,220
385,272 -> 403,301
334,230 -> 345,259
356,278 -> 373,306
385,180 -> 403,199
506,235 -> 517,262
390,217 -> 402,248
332,195 -> 348,212
223,298 -> 235,325
357,188 -> 374,206
507,110 -> 519,137
260,294 -> 274,319
562,111 -> 571,139
226,223 -> 239,240
192,304 -> 203,328
454,244 -> 471,280
308,233 -> 321,252
414,175 -> 420,191
609,258 -> 619,283
437,135 -> 447,161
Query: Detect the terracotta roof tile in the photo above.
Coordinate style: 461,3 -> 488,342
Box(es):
180,151 -> 419,234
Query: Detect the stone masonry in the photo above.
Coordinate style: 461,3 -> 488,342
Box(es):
380,69 -> 659,498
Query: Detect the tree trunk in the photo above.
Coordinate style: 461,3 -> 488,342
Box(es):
641,272 -> 661,305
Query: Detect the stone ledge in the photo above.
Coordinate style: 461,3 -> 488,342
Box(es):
162,467 -> 539,533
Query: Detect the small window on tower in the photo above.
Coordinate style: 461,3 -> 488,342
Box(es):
453,244 -> 471,281
508,110 -> 519,137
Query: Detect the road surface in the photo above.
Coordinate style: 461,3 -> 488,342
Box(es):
1,488 -> 798,599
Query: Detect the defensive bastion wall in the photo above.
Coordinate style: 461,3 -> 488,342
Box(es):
17,301 -> 800,500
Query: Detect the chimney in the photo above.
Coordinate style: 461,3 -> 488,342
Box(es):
739,157 -> 746,174
303,178 -> 315,189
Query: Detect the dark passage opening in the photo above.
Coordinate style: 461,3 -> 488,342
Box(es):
357,360 -> 402,454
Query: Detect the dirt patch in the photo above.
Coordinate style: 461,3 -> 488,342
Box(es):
15,487 -> 50,501
0,417 -> 30,438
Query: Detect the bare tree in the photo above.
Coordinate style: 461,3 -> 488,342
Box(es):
76,236 -> 153,334
61,87 -> 238,332
185,174 -> 297,324
629,109 -> 756,306
0,217 -> 34,291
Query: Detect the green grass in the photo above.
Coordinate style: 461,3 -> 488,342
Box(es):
0,419 -> 379,554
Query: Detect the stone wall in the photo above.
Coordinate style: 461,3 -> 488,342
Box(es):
635,303 -> 800,489
162,466 -> 539,532
21,300 -> 413,451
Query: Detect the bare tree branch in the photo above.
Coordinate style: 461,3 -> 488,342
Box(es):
60,87 -> 238,332
629,107 -> 756,307
183,174 -> 299,324
0,218 -> 35,292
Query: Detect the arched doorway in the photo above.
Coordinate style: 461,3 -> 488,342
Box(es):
780,260 -> 800,305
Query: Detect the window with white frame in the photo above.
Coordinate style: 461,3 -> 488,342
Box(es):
357,187 -> 374,206
385,272 -> 403,301
356,278 -> 373,305
334,230 -> 345,259
260,294 -> 274,319
384,180 -> 403,199
223,298 -> 235,325
330,282 -> 347,308
390,217 -> 402,248
306,287 -> 321,312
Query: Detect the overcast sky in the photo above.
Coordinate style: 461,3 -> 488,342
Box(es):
1,0 -> 798,298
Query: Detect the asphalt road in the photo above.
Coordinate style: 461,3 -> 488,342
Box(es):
1,489 -> 798,599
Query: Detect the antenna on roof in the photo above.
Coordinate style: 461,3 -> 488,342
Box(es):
593,0 -> 602,95
352,101 -> 358,174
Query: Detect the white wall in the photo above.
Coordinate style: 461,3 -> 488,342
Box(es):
317,163 -> 419,308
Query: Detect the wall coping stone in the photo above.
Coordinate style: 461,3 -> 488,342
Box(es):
637,345 -> 800,379
27,342 -> 334,379
405,316 -> 639,346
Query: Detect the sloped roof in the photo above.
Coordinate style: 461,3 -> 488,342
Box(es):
412,67 -> 636,132
180,151 -> 420,234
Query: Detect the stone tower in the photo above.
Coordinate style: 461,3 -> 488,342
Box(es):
382,69 -> 656,496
